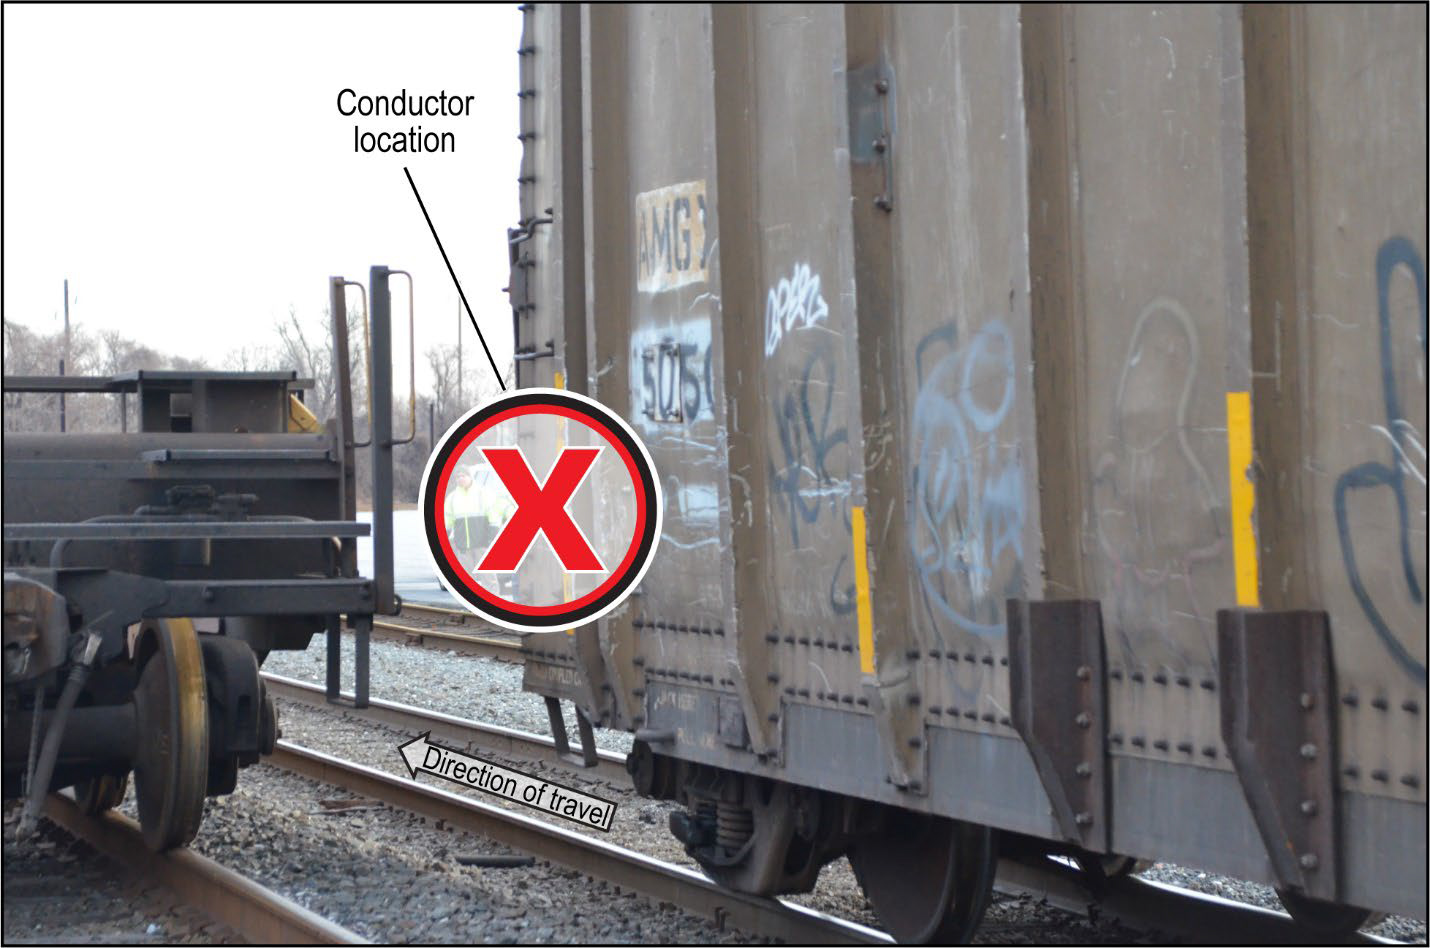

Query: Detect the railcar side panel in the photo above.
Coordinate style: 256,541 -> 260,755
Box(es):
515,1 -> 1428,920
1243,4 -> 1427,910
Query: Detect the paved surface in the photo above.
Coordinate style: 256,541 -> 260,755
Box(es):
358,509 -> 461,608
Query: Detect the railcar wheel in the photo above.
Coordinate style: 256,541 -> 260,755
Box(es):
75,773 -> 129,815
1276,888 -> 1382,937
132,618 -> 209,851
849,811 -> 997,944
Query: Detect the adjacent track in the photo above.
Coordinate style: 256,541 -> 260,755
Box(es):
43,793 -> 366,945
369,601 -> 524,662
397,601 -> 471,621
266,672 -> 1405,946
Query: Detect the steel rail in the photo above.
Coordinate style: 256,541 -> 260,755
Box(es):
265,674 -> 1407,945
263,672 -> 628,782
268,740 -> 892,945
995,858 -> 1400,946
43,793 -> 366,945
370,618 -> 523,662
398,600 -> 472,620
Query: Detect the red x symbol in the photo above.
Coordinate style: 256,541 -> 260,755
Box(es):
476,446 -> 604,573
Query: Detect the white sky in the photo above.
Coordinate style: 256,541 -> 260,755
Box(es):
2,3 -> 522,392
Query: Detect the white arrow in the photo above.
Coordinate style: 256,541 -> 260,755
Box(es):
398,732 -> 433,778
396,732 -> 616,832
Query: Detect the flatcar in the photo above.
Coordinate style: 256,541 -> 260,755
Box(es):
2,268 -> 407,850
510,4 -> 1427,942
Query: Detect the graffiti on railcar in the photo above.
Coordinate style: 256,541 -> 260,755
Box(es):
768,348 -> 851,543
1334,236 -> 1428,685
632,316 -> 716,425
635,180 -> 710,294
1091,297 -> 1224,669
909,320 -> 1026,638
764,262 -> 830,356
764,337 -> 857,616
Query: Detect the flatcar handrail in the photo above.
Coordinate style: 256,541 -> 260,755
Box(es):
4,521 -> 371,540
341,279 -> 374,449
385,269 -> 418,447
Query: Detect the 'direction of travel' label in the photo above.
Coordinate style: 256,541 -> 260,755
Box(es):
398,732 -> 617,831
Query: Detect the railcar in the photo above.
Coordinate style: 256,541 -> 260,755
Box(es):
2,268 -> 408,850
511,4 -> 1427,942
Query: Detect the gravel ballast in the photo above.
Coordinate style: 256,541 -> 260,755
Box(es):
171,766 -> 757,944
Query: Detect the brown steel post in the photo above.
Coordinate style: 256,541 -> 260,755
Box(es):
710,3 -> 782,757
328,277 -> 358,702
843,1 -> 928,791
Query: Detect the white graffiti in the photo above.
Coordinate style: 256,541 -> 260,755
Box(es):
1373,419 -> 1427,488
764,262 -> 829,356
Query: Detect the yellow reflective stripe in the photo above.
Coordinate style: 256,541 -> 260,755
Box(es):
851,505 -> 876,675
1226,391 -> 1260,607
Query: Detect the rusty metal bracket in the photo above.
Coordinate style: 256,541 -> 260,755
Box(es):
1218,608 -> 1340,902
847,62 -> 895,211
1007,598 -> 1109,851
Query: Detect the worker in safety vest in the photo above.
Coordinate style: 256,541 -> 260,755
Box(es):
445,464 -> 513,571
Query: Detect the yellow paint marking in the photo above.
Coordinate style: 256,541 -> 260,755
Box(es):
1226,391 -> 1260,607
851,505 -> 876,675
554,370 -> 565,390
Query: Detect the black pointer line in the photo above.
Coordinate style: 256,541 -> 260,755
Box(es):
403,166 -> 507,392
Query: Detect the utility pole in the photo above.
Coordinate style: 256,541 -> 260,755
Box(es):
59,278 -> 70,432
456,294 -> 464,408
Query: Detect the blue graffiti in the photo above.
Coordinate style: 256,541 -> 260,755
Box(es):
910,321 -> 1025,637
1334,236 -> 1427,685
769,347 -> 849,551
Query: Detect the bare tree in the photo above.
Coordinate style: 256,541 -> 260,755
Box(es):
3,319 -> 209,433
425,341 -> 501,436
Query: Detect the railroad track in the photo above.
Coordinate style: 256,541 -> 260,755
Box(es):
269,739 -> 890,945
264,673 -> 1403,946
41,793 -> 365,945
398,601 -> 473,622
370,601 -> 523,662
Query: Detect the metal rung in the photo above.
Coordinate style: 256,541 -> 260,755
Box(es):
140,448 -> 333,463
